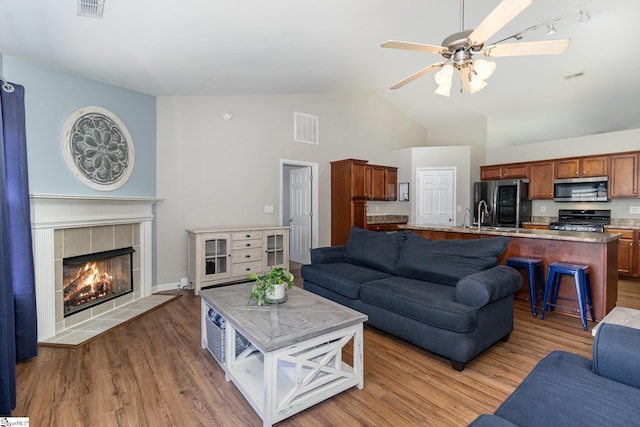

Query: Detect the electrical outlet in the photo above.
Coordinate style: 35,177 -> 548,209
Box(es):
631,206 -> 640,214
540,205 -> 546,213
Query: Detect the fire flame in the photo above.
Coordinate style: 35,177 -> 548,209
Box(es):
82,262 -> 112,292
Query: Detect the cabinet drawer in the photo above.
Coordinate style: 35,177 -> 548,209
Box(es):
232,261 -> 263,277
231,239 -> 263,250
231,248 -> 263,263
232,231 -> 263,241
607,228 -> 635,239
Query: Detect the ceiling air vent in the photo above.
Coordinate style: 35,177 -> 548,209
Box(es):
294,112 -> 319,145
78,0 -> 105,18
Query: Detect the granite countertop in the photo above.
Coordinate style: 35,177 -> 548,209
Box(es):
366,214 -> 409,225
399,224 -> 621,243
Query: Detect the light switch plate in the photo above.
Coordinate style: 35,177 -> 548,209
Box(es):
630,206 -> 640,214
264,205 -> 274,213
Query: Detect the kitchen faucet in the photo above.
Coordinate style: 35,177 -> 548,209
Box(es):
477,200 -> 489,230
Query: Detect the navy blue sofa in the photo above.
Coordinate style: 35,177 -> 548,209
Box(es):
468,323 -> 640,426
301,227 -> 522,371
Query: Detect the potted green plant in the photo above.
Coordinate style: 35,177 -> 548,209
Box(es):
247,267 -> 294,305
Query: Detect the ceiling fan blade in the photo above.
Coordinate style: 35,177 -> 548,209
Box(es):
483,39 -> 571,57
381,40 -> 446,54
389,62 -> 447,90
467,0 -> 532,47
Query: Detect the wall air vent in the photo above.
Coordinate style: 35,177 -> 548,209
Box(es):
294,112 -> 319,145
78,0 -> 105,18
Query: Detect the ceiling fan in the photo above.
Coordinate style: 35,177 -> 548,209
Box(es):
381,0 -> 571,96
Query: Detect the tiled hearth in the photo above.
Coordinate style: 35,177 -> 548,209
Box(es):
30,194 -> 162,342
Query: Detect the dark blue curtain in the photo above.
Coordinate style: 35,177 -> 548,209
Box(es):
0,80 -> 37,416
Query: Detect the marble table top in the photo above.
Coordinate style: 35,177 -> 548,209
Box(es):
592,306 -> 640,336
200,283 -> 368,352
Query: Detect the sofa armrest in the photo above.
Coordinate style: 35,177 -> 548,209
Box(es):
592,323 -> 640,388
310,245 -> 347,264
454,265 -> 522,307
467,414 -> 519,427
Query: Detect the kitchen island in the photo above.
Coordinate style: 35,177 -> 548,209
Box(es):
399,224 -> 620,322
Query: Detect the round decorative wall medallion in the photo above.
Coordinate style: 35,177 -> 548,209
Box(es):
61,106 -> 135,191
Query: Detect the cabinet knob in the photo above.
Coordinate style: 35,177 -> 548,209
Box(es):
245,234 -> 251,238
245,243 -> 251,247
245,254 -> 251,258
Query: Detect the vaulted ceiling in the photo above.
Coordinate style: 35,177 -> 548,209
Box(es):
1,0 -> 638,145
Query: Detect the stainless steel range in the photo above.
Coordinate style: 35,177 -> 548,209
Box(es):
549,209 -> 611,233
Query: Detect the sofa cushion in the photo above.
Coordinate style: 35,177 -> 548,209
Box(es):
300,263 -> 393,299
360,277 -> 477,333
494,351 -> 640,427
344,226 -> 407,274
395,237 -> 509,286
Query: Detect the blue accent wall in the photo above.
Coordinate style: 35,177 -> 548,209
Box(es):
2,56 -> 156,197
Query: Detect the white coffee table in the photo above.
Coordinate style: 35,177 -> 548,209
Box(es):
200,283 -> 367,427
592,306 -> 640,336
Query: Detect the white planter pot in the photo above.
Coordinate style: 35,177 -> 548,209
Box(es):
268,283 -> 287,301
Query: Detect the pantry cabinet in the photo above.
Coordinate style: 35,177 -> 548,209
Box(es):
331,158 -> 399,245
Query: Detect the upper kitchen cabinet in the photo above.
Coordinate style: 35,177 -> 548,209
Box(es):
610,153 -> 639,198
365,164 -> 398,201
528,161 -> 555,200
384,168 -> 398,201
555,156 -> 609,179
480,163 -> 528,180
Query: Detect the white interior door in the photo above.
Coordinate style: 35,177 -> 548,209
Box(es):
289,167 -> 312,264
416,168 -> 456,225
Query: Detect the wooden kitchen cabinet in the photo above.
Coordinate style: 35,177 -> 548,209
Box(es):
366,165 -> 386,200
607,228 -> 640,278
384,167 -> 398,201
528,161 -> 555,200
522,224 -> 549,230
610,153 -> 639,198
555,156 -> 608,179
332,159 -> 399,245
366,165 -> 398,201
480,163 -> 528,180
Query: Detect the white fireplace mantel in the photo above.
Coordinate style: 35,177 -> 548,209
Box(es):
30,194 -> 163,341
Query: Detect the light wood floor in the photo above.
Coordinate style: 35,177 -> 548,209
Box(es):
14,271 -> 640,426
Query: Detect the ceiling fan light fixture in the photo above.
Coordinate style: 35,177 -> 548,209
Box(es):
468,72 -> 488,94
435,83 -> 452,97
473,59 -> 496,80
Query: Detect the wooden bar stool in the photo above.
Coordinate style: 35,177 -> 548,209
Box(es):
505,257 -> 544,317
540,262 -> 595,331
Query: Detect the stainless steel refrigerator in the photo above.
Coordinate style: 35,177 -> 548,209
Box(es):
473,180 -> 532,228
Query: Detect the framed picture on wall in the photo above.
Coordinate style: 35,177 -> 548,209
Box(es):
399,182 -> 409,202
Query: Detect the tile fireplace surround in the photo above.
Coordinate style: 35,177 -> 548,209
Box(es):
30,194 -> 162,342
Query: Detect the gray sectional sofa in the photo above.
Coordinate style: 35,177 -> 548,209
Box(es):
468,323 -> 640,426
301,226 -> 522,370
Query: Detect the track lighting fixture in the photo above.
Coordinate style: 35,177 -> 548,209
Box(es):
546,23 -> 556,36
579,10 -> 591,23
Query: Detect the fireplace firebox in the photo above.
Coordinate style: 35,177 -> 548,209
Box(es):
62,247 -> 135,317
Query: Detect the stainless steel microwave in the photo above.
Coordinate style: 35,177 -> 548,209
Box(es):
553,176 -> 609,202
